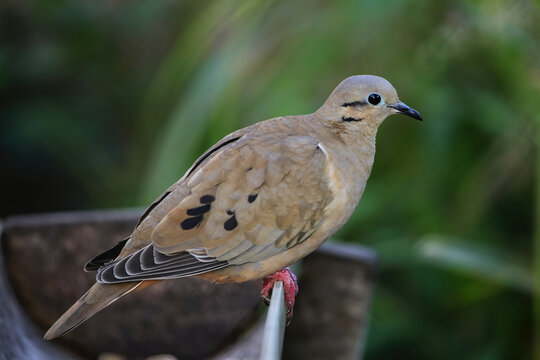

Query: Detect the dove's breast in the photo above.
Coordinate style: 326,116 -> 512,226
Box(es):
316,137 -> 376,233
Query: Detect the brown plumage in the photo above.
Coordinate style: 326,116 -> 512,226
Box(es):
44,75 -> 421,340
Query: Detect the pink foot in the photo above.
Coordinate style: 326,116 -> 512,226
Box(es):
261,267 -> 298,321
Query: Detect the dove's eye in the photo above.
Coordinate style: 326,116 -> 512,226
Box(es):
367,93 -> 382,105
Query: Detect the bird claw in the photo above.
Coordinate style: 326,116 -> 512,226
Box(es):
261,267 -> 298,322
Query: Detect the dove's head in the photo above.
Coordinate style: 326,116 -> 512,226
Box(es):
318,75 -> 421,131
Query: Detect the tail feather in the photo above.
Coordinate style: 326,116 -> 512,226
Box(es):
44,281 -> 142,340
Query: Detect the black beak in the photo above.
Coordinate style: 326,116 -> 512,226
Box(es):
388,102 -> 423,121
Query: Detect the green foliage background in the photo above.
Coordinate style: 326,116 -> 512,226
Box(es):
1,0 -> 538,359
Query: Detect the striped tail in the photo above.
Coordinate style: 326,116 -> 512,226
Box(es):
43,281 -> 142,340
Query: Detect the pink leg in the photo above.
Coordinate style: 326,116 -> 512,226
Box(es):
261,267 -> 299,320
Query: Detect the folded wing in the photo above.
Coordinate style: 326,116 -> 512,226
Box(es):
95,133 -> 333,284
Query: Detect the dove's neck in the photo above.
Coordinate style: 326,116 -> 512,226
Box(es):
308,114 -> 378,179
326,127 -> 377,200
304,115 -> 378,226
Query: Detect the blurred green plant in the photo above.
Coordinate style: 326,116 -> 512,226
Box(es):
1,0 -> 538,359
418,235 -> 532,292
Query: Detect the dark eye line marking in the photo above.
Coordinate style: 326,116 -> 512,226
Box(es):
342,100 -> 367,107
342,116 -> 363,122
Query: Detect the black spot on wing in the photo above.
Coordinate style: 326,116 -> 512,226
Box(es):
187,204 -> 211,216
247,194 -> 258,203
181,216 -> 204,230
200,195 -> 215,204
182,196 -> 216,230
224,214 -> 238,231
85,239 -> 128,272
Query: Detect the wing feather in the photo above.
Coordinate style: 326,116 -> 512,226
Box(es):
150,134 -> 333,267
96,244 -> 228,283
94,128 -> 333,285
